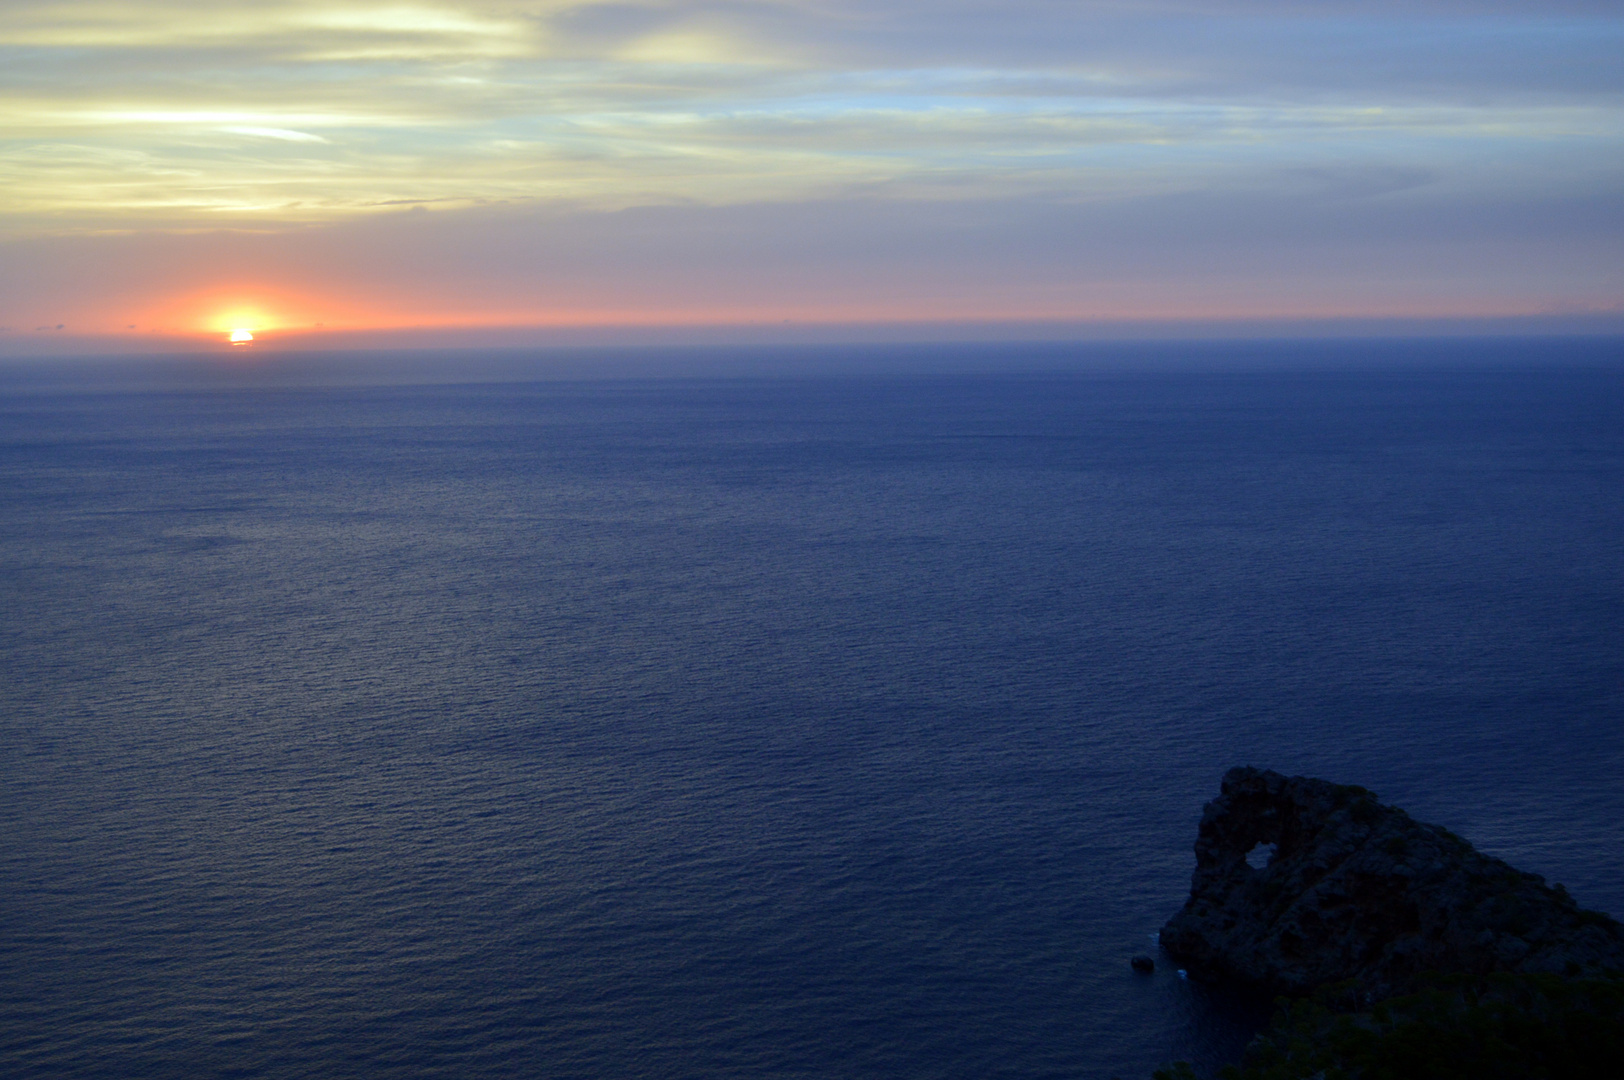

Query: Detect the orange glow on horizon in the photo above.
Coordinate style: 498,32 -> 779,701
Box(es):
67,280 -> 1586,351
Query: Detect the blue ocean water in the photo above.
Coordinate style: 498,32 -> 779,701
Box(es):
3,343 -> 1622,1079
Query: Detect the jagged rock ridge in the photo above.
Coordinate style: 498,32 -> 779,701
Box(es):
1160,767 -> 1624,999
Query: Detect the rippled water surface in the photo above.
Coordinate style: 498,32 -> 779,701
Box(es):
3,350 -> 1622,1078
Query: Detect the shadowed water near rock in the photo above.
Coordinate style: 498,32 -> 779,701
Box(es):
1160,768 -> 1624,1000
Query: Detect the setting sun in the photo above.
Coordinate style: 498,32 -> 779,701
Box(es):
229,328 -> 254,345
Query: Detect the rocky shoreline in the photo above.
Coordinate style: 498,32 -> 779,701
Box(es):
1152,768 -> 1624,1077
1160,767 -> 1624,1000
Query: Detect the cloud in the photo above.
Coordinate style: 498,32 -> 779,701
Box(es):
221,126 -> 331,142
4,22 -> 1621,230
1,1 -> 1620,330
4,181 -> 1621,337
0,2 -> 540,58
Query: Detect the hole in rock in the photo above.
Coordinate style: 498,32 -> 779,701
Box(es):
1245,842 -> 1277,870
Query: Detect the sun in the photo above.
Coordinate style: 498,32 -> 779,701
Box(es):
229,328 -> 255,345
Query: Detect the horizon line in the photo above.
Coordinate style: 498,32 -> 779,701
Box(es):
5,312 -> 1624,360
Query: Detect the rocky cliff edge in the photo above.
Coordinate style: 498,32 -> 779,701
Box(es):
1159,767 -> 1624,1000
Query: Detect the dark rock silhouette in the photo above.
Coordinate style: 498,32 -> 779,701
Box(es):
1160,767 -> 1624,999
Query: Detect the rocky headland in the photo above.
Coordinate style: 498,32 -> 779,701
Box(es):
1159,767 -> 1624,1001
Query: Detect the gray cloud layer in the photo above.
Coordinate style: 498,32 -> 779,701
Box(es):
1,1 -> 1621,332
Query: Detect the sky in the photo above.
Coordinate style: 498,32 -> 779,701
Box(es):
2,0 -> 1623,351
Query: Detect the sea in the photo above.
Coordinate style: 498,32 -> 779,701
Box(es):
2,339 -> 1621,1080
